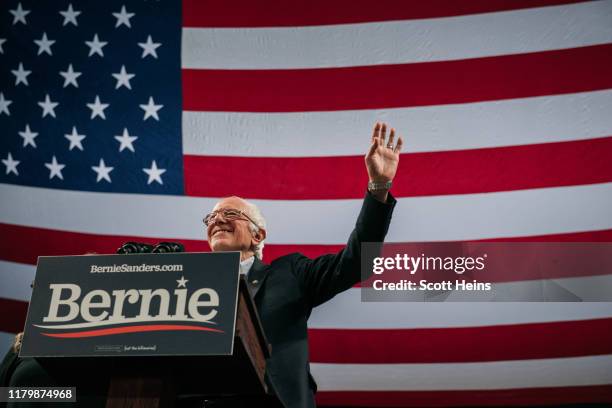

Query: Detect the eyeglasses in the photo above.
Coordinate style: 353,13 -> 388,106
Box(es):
203,208 -> 259,227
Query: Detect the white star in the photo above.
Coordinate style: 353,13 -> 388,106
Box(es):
0,93 -> 12,115
112,65 -> 135,90
176,276 -> 188,288
113,5 -> 135,28
86,95 -> 109,119
2,153 -> 20,176
11,63 -> 31,86
19,124 -> 38,148
143,160 -> 166,185
38,94 -> 59,118
59,64 -> 81,88
138,35 -> 161,59
34,32 -> 55,56
44,156 -> 66,180
91,158 -> 114,183
140,96 -> 163,121
64,126 -> 86,151
10,3 -> 30,25
59,4 -> 81,26
114,128 -> 138,152
0,38 -> 6,54
85,34 -> 107,57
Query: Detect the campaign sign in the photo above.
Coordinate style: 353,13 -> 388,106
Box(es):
20,252 -> 240,357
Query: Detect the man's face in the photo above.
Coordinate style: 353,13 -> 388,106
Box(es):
206,196 -> 257,254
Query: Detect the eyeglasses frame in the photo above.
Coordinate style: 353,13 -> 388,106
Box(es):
203,208 -> 260,229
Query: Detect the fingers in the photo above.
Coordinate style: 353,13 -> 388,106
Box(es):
366,137 -> 378,158
380,123 -> 387,145
388,128 -> 395,147
394,136 -> 404,153
371,122 -> 402,152
371,122 -> 381,144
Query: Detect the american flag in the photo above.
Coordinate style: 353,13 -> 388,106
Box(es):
1,0 -> 612,406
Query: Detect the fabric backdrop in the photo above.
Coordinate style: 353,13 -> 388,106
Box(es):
1,0 -> 611,406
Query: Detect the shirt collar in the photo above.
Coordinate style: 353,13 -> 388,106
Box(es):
240,256 -> 255,276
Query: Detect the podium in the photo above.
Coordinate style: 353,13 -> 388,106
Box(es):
17,253 -> 284,407
104,279 -> 277,407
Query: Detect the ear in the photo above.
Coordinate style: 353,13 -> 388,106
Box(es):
251,228 -> 266,244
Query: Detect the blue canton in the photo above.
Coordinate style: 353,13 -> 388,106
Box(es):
0,1 -> 183,194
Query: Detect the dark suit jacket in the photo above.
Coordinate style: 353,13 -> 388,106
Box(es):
246,192 -> 396,408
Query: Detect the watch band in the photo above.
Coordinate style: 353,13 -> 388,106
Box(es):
368,180 -> 392,192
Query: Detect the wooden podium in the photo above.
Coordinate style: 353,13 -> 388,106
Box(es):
104,278 -> 279,407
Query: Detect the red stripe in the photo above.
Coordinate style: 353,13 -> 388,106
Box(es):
41,324 -> 223,338
0,298 -> 28,333
1,223 -> 612,267
0,222 -> 336,265
184,137 -> 612,199
4,296 -> 610,364
183,0 -> 587,27
182,44 -> 612,112
315,385 -> 612,407
309,318 -> 612,364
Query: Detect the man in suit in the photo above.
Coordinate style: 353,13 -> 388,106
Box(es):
203,123 -> 403,407
1,122 -> 403,408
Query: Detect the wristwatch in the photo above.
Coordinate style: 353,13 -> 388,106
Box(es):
368,180 -> 392,192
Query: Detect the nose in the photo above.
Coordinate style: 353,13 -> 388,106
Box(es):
209,212 -> 228,225
207,214 -> 230,233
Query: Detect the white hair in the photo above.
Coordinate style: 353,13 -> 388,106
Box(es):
244,201 -> 267,260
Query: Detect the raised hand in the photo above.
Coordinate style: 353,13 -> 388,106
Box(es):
365,122 -> 403,184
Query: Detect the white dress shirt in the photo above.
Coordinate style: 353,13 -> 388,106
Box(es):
239,256 -> 255,277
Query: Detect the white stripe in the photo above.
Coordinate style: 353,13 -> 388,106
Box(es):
183,90 -> 612,157
0,331 -> 15,355
0,261 -> 34,302
1,183 -> 611,244
0,261 -> 612,308
310,355 -> 612,391
182,1 -> 612,69
309,288 -> 612,329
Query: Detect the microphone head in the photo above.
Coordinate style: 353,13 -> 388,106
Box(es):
116,242 -> 154,254
151,242 -> 185,253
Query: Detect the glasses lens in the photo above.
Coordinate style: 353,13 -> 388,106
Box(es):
223,209 -> 241,219
203,211 -> 217,226
204,209 -> 243,226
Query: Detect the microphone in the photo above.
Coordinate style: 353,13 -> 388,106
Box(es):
151,242 -> 185,253
116,242 -> 154,254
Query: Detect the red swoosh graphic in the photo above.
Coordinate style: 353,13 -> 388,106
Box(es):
41,324 -> 224,338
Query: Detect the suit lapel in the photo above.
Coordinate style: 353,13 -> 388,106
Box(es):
247,257 -> 270,298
